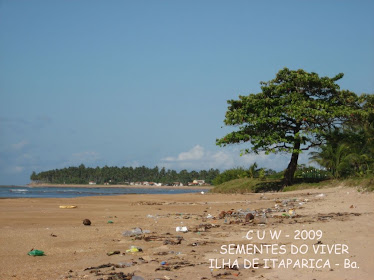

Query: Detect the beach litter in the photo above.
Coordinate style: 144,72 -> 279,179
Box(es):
118,262 -> 134,267
59,205 -> 77,209
155,260 -> 195,271
84,269 -> 135,280
135,234 -> 183,245
245,213 -> 255,222
122,227 -> 150,237
107,251 -> 121,256
83,219 -> 91,226
108,220 -> 114,223
194,223 -> 220,232
28,249 -> 44,256
163,238 -> 183,245
176,226 -> 188,233
188,241 -> 215,246
126,246 -> 142,253
258,213 -> 268,224
288,209 -> 296,216
85,263 -> 132,270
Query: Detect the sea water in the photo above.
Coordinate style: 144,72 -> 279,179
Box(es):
0,186 -> 208,198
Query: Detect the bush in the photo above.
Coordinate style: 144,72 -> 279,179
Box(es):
212,167 -> 247,185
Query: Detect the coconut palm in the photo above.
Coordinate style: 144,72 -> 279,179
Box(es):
309,142 -> 352,178
247,162 -> 258,178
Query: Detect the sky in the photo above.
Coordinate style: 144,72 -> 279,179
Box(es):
0,0 -> 373,185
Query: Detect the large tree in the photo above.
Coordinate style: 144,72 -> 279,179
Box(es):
216,68 -> 362,186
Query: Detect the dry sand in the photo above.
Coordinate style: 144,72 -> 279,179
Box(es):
0,186 -> 373,280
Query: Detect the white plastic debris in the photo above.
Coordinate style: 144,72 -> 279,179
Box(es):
122,227 -> 150,237
176,226 -> 188,233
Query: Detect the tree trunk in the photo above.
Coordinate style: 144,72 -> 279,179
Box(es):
283,140 -> 301,186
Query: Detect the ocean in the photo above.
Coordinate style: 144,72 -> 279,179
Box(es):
0,186 -> 208,198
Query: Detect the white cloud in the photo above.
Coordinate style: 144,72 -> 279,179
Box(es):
164,145 -> 205,162
160,144 -> 313,171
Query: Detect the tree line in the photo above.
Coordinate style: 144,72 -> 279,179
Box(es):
30,165 -> 220,185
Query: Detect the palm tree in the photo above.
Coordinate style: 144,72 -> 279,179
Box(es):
247,162 -> 258,178
309,142 -> 351,178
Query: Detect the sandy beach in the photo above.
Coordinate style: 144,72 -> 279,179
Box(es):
0,186 -> 373,280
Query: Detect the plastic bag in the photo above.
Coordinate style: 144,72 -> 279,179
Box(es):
28,250 -> 44,256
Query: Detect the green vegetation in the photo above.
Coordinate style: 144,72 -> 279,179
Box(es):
211,176 -> 374,194
211,178 -> 263,193
212,168 -> 247,186
30,165 -> 220,185
309,105 -> 374,179
212,163 -> 275,185
217,68 -> 366,186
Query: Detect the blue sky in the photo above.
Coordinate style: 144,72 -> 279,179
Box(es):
0,0 -> 373,185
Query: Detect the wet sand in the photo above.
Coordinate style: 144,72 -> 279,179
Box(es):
0,186 -> 373,280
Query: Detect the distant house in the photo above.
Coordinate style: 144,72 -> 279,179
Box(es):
89,181 -> 96,185
188,179 -> 205,186
194,180 -> 205,185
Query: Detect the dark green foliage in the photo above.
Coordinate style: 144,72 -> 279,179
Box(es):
217,68 -> 362,186
253,181 -> 284,192
30,165 -> 220,185
212,164 -> 274,185
212,167 -> 247,185
310,128 -> 374,178
309,94 -> 374,178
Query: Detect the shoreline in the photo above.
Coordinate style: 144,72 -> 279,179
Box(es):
24,183 -> 213,190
